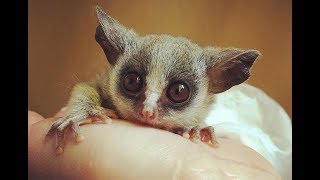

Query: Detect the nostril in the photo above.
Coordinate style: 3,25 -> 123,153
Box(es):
149,111 -> 156,120
139,109 -> 144,117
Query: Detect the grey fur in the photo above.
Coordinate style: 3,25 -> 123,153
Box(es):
46,6 -> 260,152
95,6 -> 260,130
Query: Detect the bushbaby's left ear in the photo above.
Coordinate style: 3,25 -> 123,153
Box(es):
204,47 -> 260,93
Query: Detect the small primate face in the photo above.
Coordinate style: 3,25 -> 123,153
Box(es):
110,35 -> 211,129
95,6 -> 260,130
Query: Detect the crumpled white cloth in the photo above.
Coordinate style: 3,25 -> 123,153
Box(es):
205,83 -> 292,180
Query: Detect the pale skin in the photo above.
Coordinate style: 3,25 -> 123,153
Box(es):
28,109 -> 281,179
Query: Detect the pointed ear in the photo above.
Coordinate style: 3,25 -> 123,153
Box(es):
95,6 -> 137,65
204,47 -> 260,93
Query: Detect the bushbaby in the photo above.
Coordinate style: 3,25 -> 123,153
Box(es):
46,6 -> 260,154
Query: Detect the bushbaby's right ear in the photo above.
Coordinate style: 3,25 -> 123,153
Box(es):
95,6 -> 138,65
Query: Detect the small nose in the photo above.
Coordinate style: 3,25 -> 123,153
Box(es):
140,107 -> 158,121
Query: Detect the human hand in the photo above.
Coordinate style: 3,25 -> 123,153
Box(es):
28,109 -> 281,179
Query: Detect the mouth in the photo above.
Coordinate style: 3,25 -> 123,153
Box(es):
138,117 -> 158,125
130,113 -> 158,126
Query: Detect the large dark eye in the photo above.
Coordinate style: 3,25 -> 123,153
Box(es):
123,72 -> 143,93
167,82 -> 190,103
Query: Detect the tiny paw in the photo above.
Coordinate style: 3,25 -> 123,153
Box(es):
45,107 -> 117,154
200,126 -> 219,148
183,126 -> 219,148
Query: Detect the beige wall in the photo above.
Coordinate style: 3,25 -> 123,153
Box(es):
28,0 -> 292,118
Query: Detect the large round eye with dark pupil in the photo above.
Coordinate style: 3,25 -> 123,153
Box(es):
167,82 -> 190,103
123,73 -> 143,93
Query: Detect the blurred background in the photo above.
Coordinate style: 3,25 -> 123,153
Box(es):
28,0 -> 292,118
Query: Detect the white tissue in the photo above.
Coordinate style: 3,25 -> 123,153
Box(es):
205,83 -> 292,180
